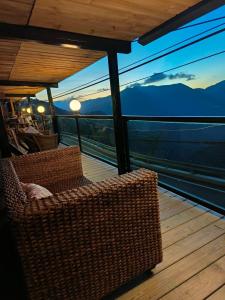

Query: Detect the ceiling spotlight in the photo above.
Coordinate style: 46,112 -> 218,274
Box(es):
61,44 -> 79,49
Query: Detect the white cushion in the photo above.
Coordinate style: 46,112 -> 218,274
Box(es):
23,126 -> 41,134
21,182 -> 52,200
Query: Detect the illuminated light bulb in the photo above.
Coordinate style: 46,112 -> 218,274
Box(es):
26,107 -> 32,114
69,99 -> 81,112
37,105 -> 45,113
61,44 -> 79,49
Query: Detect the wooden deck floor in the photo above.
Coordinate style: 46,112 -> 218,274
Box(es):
81,154 -> 225,300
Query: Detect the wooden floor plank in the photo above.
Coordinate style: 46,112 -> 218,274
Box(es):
162,212 -> 220,248
118,235 -> 225,300
160,199 -> 196,221
161,256 -> 225,300
156,219 -> 224,273
161,205 -> 208,233
206,285 -> 225,300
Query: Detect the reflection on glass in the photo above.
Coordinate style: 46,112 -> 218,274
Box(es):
128,120 -> 225,210
34,114 -> 52,131
79,119 -> 116,164
57,117 -> 78,145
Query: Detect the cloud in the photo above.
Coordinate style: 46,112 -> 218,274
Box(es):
97,88 -> 109,92
129,83 -> 142,88
168,73 -> 195,81
144,72 -> 195,84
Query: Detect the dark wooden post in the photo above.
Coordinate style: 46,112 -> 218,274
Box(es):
107,51 -> 130,174
46,87 -> 58,134
0,101 -> 11,157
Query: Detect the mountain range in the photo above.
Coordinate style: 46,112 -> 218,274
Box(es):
36,80 -> 225,116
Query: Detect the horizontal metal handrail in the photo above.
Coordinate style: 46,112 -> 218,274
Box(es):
55,114 -> 113,119
55,114 -> 225,123
123,116 -> 225,123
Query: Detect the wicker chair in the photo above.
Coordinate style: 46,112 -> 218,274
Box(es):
32,133 -> 58,151
1,147 -> 162,300
17,132 -> 58,153
17,132 -> 39,153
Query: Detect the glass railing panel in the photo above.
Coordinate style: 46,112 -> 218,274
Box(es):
33,114 -> 52,131
78,118 -> 117,164
57,116 -> 78,146
127,120 -> 225,210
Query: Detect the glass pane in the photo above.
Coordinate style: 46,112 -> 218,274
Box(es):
128,120 -> 225,211
79,119 -> 116,164
57,117 -> 78,146
32,114 -> 52,131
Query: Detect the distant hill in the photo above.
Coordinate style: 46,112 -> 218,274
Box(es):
37,80 -> 225,116
22,98 -> 68,115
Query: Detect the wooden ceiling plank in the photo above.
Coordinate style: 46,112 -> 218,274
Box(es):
0,0 -> 35,25
29,0 -> 203,40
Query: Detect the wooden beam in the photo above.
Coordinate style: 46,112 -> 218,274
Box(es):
0,22 -> 131,54
0,102 -> 11,157
0,80 -> 58,88
5,93 -> 35,98
9,99 -> 15,116
46,87 -> 55,116
139,0 -> 225,45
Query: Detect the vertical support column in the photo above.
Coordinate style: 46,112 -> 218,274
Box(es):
46,87 -> 58,134
10,98 -> 15,116
0,101 -> 11,157
107,51 -> 129,174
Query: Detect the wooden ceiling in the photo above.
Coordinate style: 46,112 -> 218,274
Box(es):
0,0 -> 210,99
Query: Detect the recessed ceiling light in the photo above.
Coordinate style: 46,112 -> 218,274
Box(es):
61,43 -> 79,49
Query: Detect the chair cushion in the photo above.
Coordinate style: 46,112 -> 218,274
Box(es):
23,126 -> 42,134
45,176 -> 92,194
21,183 -> 52,200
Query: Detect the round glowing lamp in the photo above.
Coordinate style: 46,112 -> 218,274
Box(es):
37,105 -> 45,114
21,107 -> 26,112
26,107 -> 32,114
69,99 -> 81,112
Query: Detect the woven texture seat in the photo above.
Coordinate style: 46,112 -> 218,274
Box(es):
17,132 -> 58,153
33,133 -> 58,151
1,147 -> 162,300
